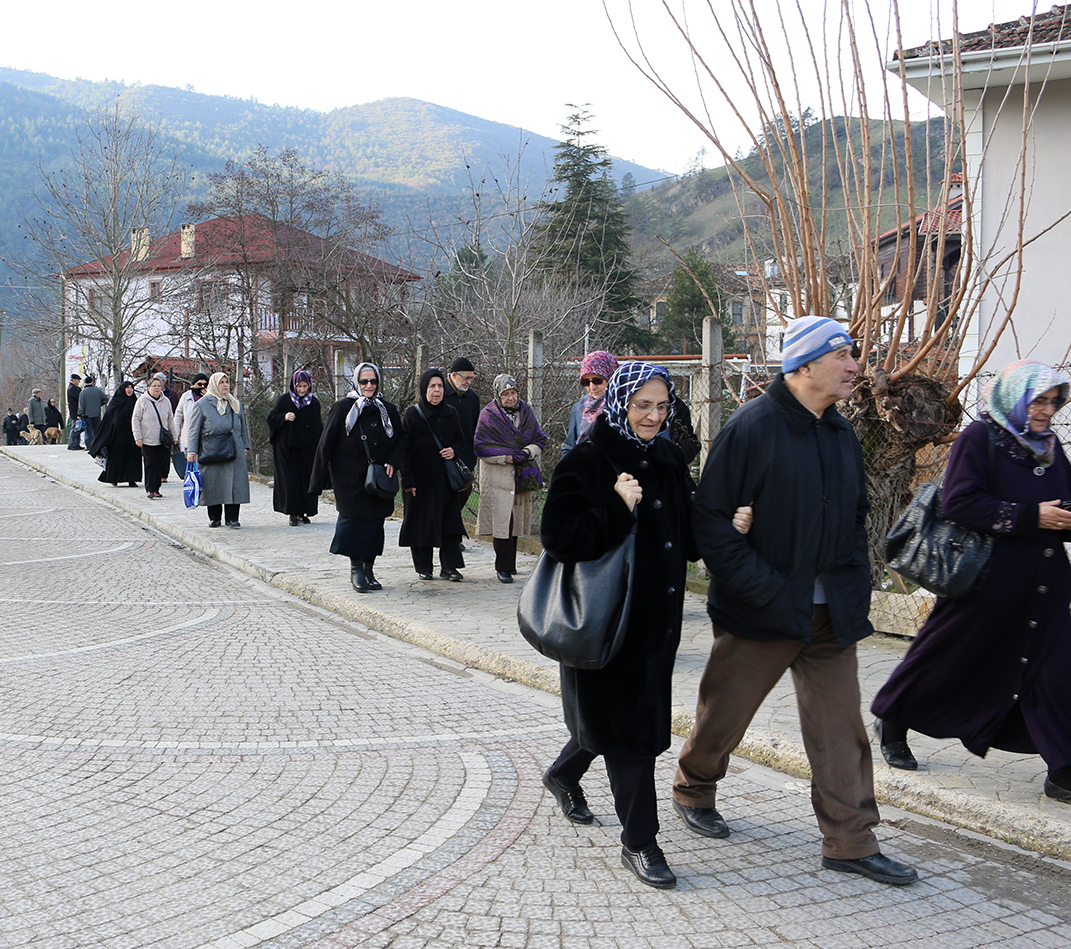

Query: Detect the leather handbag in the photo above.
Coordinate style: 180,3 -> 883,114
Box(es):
518,523 -> 636,670
198,412 -> 238,465
415,405 -> 475,493
149,401 -> 174,449
359,428 -> 398,500
885,428 -> 997,599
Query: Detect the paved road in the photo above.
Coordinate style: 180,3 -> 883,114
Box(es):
3,449 -> 1071,948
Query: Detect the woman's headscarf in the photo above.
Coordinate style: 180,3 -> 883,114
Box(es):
344,362 -> 393,436
206,371 -> 241,416
492,373 -> 519,413
289,369 -> 314,409
983,359 -> 1070,466
416,367 -> 450,416
604,361 -> 676,450
579,350 -> 619,426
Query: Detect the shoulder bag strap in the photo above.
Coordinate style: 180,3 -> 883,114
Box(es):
414,404 -> 446,451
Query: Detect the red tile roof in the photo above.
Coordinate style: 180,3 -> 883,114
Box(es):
66,213 -> 419,283
898,4 -> 1071,60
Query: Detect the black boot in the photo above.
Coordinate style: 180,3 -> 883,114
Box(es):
350,558 -> 369,593
364,559 -> 382,590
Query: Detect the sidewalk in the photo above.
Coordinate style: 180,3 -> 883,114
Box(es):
8,443 -> 1071,861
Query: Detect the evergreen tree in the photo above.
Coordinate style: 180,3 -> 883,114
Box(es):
661,247 -> 731,354
535,107 -> 651,351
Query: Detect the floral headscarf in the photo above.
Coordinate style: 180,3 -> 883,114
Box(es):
289,369 -> 314,409
344,362 -> 393,437
983,360 -> 1069,466
579,350 -> 619,426
492,373 -> 519,412
604,361 -> 676,450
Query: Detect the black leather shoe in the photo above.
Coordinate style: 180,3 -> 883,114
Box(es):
439,569 -> 463,582
300,515 -> 311,524
621,843 -> 677,889
364,562 -> 382,590
542,768 -> 594,824
821,852 -> 918,885
226,521 -> 241,529
673,799 -> 730,838
874,719 -> 918,771
208,520 -> 222,528
289,515 -> 301,526
497,571 -> 513,583
350,563 -> 369,593
417,572 -> 434,581
1044,774 -> 1071,803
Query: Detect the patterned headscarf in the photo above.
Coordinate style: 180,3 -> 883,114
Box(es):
289,369 -> 314,409
493,373 -> 519,413
345,362 -> 393,437
604,361 -> 676,449
206,372 -> 240,415
983,359 -> 1069,466
579,350 -> 619,426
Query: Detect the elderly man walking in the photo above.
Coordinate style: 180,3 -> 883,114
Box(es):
672,316 -> 918,886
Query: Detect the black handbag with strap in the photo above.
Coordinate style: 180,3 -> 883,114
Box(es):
149,400 -> 174,449
414,405 -> 474,493
198,410 -> 238,466
885,427 -> 996,598
358,417 -> 399,500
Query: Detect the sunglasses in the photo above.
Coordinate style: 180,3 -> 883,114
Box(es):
358,379 -> 378,387
581,376 -> 606,387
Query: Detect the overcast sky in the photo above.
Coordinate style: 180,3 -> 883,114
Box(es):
4,0 -> 1041,179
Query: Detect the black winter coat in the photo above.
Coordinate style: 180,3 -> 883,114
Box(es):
694,373 -> 872,646
311,398 -> 403,519
398,403 -> 466,547
540,415 -> 694,758
443,384 -> 481,468
267,394 -> 323,515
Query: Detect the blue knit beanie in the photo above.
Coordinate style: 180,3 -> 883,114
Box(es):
782,316 -> 853,373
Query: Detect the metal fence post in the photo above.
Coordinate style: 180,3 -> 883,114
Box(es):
697,317 -> 723,471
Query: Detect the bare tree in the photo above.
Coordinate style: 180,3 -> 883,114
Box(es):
3,102 -> 200,391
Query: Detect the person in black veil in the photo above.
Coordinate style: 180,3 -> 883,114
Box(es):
89,381 -> 142,487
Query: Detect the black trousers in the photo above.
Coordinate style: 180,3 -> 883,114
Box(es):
411,536 -> 463,574
207,503 -> 240,524
548,737 -> 658,849
141,444 -> 169,493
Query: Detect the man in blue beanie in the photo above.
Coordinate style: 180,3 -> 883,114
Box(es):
672,316 -> 919,886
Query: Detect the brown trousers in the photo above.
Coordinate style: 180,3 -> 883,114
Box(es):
673,605 -> 880,859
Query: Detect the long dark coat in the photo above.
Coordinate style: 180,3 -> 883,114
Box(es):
90,393 -> 141,486
310,398 -> 403,519
398,403 -> 466,548
267,393 -> 323,516
540,415 -> 694,758
872,420 -> 1071,763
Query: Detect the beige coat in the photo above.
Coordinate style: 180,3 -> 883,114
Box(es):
476,445 -> 542,539
131,393 -> 179,446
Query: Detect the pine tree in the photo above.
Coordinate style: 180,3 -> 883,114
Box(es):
535,107 -> 650,351
662,247 -> 731,353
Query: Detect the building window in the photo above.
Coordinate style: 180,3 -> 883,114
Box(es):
731,301 -> 744,325
86,288 -> 104,314
198,281 -> 227,313
149,280 -> 162,301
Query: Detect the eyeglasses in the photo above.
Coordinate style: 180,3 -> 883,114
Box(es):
629,401 -> 671,416
1030,397 -> 1062,409
358,379 -> 377,387
581,376 -> 606,387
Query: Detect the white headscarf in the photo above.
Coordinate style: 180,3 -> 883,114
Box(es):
344,362 -> 393,437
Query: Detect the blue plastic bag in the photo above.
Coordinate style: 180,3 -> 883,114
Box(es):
183,460 -> 202,509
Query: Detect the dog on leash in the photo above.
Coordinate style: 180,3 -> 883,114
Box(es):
44,427 -> 62,444
25,427 -> 44,446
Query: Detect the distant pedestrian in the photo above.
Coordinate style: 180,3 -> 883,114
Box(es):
561,350 -> 618,456
267,369 -> 323,527
67,374 -> 83,450
27,389 -> 46,437
78,376 -> 106,449
185,372 -> 250,529
175,373 -> 209,454
132,376 -> 179,499
89,382 -> 142,488
3,409 -> 19,446
444,357 -> 480,511
45,399 -> 63,430
310,363 -> 403,593
399,368 -> 467,581
473,374 -> 547,583
153,372 -> 181,412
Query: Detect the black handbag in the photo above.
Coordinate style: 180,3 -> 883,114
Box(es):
198,412 -> 238,466
415,405 -> 475,493
149,401 -> 174,449
885,428 -> 996,599
359,426 -> 398,500
517,524 -> 636,670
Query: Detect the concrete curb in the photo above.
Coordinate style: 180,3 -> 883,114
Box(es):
10,446 -> 1071,862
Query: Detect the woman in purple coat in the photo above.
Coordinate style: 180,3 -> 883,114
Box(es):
872,360 -> 1071,804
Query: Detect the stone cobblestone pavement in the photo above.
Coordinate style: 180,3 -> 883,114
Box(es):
2,446 -> 1071,948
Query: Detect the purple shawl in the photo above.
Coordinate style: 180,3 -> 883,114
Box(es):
473,399 -> 548,492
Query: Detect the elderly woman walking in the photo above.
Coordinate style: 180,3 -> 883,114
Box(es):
474,373 -> 547,583
185,372 -> 250,528
268,369 -> 324,526
132,375 -> 180,499
873,360 -> 1071,804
